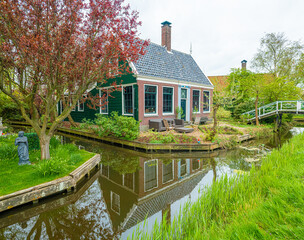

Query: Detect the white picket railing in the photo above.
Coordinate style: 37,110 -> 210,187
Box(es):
242,100 -> 304,121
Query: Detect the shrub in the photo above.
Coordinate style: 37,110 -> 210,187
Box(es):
94,112 -> 140,140
199,126 -> 217,141
24,133 -> 40,150
216,107 -> 231,120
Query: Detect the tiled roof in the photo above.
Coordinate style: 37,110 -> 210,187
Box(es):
120,170 -> 209,231
134,42 -> 213,86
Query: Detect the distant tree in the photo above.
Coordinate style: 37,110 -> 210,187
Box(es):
228,69 -> 265,125
0,0 -> 147,160
209,76 -> 231,132
252,32 -> 303,80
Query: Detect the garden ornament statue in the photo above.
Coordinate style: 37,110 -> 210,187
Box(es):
15,131 -> 31,165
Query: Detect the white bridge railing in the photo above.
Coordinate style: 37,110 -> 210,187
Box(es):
242,100 -> 304,121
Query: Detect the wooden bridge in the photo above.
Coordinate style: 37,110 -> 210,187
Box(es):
242,100 -> 304,121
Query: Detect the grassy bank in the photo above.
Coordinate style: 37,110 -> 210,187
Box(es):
0,135 -> 95,196
132,133 -> 304,239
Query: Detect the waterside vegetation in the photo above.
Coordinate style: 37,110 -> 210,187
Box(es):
131,132 -> 304,239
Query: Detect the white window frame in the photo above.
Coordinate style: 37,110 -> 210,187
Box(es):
99,89 -> 108,114
203,90 -> 210,113
110,191 -> 120,215
123,173 -> 135,192
162,86 -> 174,115
192,159 -> 200,172
122,84 -> 134,116
144,159 -> 158,192
192,89 -> 201,113
77,96 -> 85,112
180,159 -> 188,178
162,161 -> 174,184
144,84 -> 158,117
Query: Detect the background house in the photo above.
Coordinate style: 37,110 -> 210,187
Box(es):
59,21 -> 214,130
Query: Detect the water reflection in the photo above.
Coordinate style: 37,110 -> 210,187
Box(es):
1,128 -> 301,239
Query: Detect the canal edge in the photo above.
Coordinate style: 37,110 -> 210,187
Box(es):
8,121 -> 254,153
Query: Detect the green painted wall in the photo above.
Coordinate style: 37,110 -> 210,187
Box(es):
60,72 -> 138,123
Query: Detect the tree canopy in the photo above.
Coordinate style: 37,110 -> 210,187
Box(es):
252,32 -> 303,81
0,0 -> 148,159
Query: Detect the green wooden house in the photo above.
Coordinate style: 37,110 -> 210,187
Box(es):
59,21 -> 214,130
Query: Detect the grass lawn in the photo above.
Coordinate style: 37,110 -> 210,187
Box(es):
0,135 -> 95,196
132,131 -> 304,239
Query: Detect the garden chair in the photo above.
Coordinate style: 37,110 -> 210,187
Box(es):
163,119 -> 174,131
192,117 -> 201,132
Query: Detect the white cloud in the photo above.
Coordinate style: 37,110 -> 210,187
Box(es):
125,0 -> 304,75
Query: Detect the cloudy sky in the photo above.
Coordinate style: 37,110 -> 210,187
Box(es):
125,0 -> 304,76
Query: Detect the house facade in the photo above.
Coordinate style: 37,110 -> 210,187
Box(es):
61,21 -> 213,129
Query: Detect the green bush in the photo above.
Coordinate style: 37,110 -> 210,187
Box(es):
94,112 -> 140,140
24,133 -> 40,150
216,107 -> 231,119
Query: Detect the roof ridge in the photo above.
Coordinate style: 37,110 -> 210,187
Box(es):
148,41 -> 191,56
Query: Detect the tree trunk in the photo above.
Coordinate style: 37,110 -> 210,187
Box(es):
213,106 -> 218,132
255,96 -> 259,126
40,135 -> 51,160
68,114 -> 78,128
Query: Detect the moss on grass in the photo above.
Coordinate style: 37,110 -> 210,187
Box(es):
0,135 -> 95,196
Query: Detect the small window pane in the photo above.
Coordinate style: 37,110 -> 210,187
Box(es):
145,160 -> 157,191
181,89 -> 187,99
203,91 -> 210,112
163,162 -> 173,183
100,90 -> 108,114
111,191 -> 120,214
193,90 -> 200,112
192,159 -> 200,171
145,85 -> 157,114
180,159 -> 187,177
124,86 -> 133,114
163,87 -> 173,113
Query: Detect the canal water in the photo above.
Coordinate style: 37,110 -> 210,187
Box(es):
0,128 -> 303,239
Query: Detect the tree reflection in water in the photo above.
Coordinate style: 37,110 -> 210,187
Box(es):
2,181 -> 116,240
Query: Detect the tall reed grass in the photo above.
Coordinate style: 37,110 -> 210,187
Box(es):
130,133 -> 304,239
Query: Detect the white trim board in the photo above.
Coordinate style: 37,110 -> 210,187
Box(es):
137,75 -> 214,89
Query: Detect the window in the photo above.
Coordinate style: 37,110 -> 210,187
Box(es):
124,173 -> 134,190
145,85 -> 157,114
163,87 -> 173,114
180,159 -> 187,177
192,159 -> 200,171
111,191 -> 120,214
163,161 -> 174,183
78,96 -> 85,112
193,90 -> 200,113
203,91 -> 210,112
144,159 -> 158,191
64,96 -> 75,111
123,86 -> 133,115
102,165 -> 109,177
100,89 -> 108,114
181,88 -> 187,99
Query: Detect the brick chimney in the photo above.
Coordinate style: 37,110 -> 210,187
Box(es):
161,21 -> 172,51
241,60 -> 247,70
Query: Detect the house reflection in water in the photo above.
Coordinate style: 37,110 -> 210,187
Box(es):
100,157 -> 211,234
